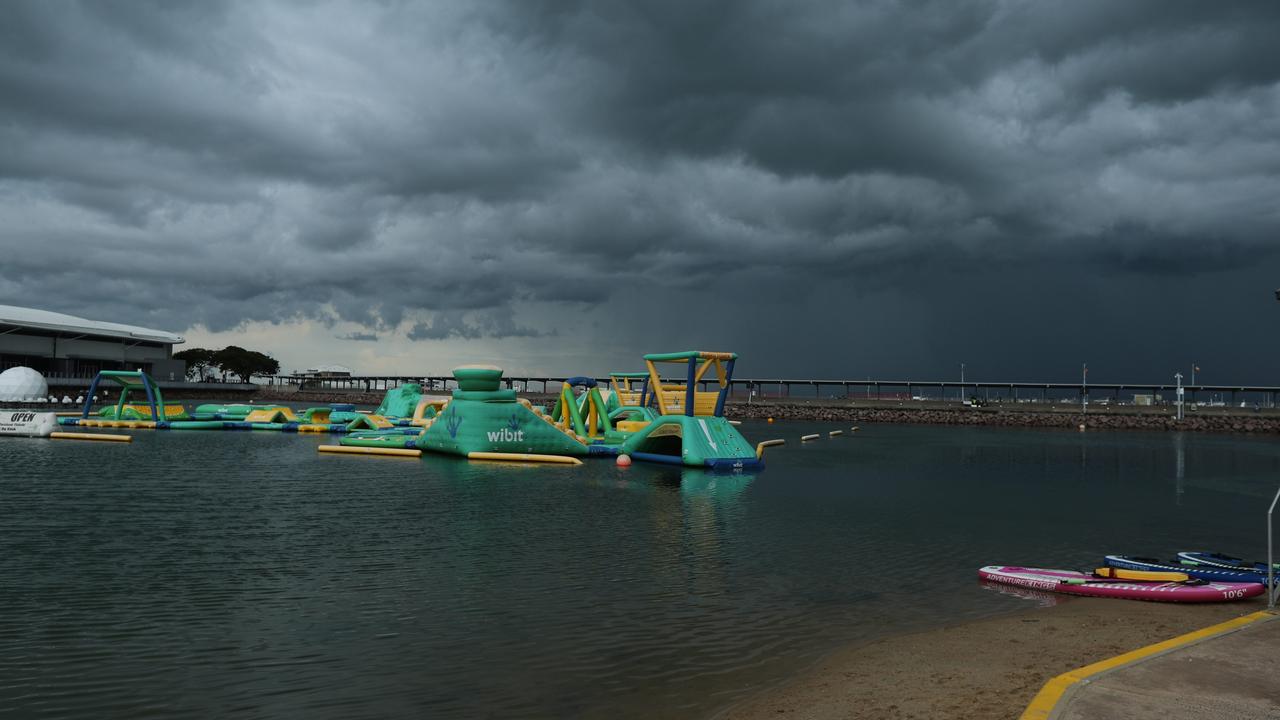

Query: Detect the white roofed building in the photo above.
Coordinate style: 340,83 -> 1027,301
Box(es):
0,305 -> 186,381
298,364 -> 354,378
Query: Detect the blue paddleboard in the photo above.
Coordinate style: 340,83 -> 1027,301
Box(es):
1176,551 -> 1279,582
1105,555 -> 1269,585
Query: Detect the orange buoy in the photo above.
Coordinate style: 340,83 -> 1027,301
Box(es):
767,417 -> 774,423
616,454 -> 632,467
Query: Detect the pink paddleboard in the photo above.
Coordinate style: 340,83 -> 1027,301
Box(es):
978,566 -> 1263,603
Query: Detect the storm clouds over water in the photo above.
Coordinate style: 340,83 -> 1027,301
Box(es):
2,1 -> 1279,379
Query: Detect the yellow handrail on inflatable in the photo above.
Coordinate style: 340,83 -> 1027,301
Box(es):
755,438 -> 785,459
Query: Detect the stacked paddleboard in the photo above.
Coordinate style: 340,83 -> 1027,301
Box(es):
1104,554 -> 1275,586
979,565 -> 1264,603
1176,551 -> 1280,580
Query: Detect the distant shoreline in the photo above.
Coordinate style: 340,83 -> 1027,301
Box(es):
27,385 -> 1279,434
726,400 -> 1280,434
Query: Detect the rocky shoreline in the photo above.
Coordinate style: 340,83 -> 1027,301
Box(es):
25,384 -> 1276,434
725,402 -> 1280,434
248,392 -> 1280,434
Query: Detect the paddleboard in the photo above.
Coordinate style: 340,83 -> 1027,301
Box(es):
1176,551 -> 1280,577
1107,555 -> 1272,585
978,566 -> 1263,603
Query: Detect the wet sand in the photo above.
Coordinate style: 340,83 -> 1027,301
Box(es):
716,595 -> 1267,720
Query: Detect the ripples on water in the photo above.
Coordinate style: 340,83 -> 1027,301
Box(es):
2,423 -> 1278,718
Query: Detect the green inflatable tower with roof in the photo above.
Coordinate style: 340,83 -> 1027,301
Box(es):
618,351 -> 762,471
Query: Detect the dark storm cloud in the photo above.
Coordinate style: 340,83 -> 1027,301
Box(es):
2,0 -> 1279,377
406,311 -> 548,341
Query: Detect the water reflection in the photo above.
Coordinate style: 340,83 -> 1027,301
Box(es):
5,426 -> 1280,719
979,580 -> 1064,608
1174,432 -> 1185,505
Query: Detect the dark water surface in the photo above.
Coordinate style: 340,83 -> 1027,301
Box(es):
2,422 -> 1278,718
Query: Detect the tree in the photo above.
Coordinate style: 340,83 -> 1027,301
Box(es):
211,346 -> 281,384
173,348 -> 217,381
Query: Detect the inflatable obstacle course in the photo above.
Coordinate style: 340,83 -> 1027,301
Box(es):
374,383 -> 424,418
548,377 -> 619,442
65,371 -> 177,429
97,403 -> 191,421
42,356 -> 766,474
346,414 -> 394,431
409,365 -> 592,458
618,351 -> 761,470
244,407 -> 298,423
191,403 -> 257,420
608,372 -> 649,411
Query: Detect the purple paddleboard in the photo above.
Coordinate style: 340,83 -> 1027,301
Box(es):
978,566 -> 1263,603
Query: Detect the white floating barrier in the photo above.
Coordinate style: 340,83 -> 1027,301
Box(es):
801,433 -> 820,442
829,430 -> 844,436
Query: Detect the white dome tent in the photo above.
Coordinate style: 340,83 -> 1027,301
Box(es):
0,367 -> 48,403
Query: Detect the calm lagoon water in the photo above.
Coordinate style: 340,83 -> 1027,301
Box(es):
3,420 -> 1278,718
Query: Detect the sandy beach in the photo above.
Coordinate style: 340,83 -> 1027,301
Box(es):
717,595 -> 1267,720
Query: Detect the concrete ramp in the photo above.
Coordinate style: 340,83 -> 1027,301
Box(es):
1040,612 -> 1278,720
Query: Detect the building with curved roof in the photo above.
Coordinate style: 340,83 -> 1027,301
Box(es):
0,304 -> 186,381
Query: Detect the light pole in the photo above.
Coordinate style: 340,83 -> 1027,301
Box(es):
1081,363 -> 1088,414
960,363 -> 965,402
1175,372 -> 1184,421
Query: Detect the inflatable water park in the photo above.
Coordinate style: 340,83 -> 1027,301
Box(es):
6,350 -> 766,471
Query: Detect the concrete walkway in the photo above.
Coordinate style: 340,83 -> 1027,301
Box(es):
1049,612 -> 1278,719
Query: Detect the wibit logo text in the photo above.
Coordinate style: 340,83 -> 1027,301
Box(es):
486,428 -> 525,442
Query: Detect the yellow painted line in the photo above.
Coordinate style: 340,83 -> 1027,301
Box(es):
50,432 -> 131,443
466,452 -> 582,465
1020,610 -> 1276,720
318,445 -> 420,457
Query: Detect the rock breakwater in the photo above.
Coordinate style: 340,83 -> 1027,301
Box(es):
726,403 -> 1280,434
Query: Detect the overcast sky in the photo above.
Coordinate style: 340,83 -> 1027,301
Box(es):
3,1 -> 1279,382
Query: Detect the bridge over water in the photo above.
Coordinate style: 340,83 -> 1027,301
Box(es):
260,375 -> 1280,407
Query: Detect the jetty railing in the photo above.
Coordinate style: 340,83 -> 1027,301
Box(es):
1269,484 -> 1280,609
255,374 -> 1280,406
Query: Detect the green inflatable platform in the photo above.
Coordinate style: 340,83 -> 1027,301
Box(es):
413,365 -> 593,458
374,383 -> 427,419
620,415 -> 757,471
